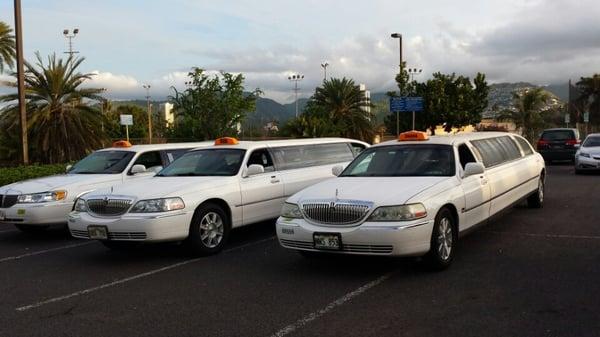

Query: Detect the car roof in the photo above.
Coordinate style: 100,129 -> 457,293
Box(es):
188,138 -> 369,152
542,128 -> 577,132
97,141 -> 214,153
375,132 -> 516,147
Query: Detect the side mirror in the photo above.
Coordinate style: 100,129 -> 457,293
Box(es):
65,164 -> 73,173
332,165 -> 344,177
131,164 -> 147,175
463,162 -> 485,177
246,164 -> 265,177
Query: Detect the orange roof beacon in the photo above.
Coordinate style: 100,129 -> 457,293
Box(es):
214,137 -> 239,145
398,130 -> 429,141
112,140 -> 133,148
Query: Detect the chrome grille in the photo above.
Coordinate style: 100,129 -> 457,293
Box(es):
86,198 -> 132,216
301,199 -> 373,226
280,239 -> 393,254
70,229 -> 147,240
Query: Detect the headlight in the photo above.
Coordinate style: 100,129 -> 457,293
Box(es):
130,197 -> 185,213
17,190 -> 67,203
579,152 -> 590,158
368,203 -> 427,221
74,198 -> 88,212
281,202 -> 303,219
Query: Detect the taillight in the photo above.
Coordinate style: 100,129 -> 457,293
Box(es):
537,140 -> 549,149
565,139 -> 579,146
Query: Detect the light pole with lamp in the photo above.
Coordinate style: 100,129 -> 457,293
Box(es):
408,68 -> 422,130
143,84 -> 152,144
288,74 -> 304,117
320,62 -> 329,82
391,33 -> 403,136
63,28 -> 79,57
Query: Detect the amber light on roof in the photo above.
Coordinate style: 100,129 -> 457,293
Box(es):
398,131 -> 429,141
112,140 -> 132,148
214,137 -> 239,145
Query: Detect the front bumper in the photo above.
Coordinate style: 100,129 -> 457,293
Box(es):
276,217 -> 434,257
67,210 -> 194,242
575,155 -> 600,170
0,202 -> 73,226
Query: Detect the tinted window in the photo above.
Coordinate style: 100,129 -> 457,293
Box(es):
514,136 -> 534,155
350,142 -> 366,157
471,138 -> 504,168
133,151 -> 163,171
247,148 -> 275,172
541,130 -> 576,141
458,144 -> 477,170
165,149 -> 191,163
271,143 -> 354,170
341,145 -> 455,177
496,136 -> 522,161
583,136 -> 600,147
157,149 -> 246,177
68,151 -> 135,174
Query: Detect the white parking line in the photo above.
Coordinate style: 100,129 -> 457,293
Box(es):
0,242 -> 95,263
484,231 -> 600,240
269,273 -> 392,337
15,236 -> 275,312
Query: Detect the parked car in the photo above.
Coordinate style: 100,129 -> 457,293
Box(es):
0,141 -> 212,232
575,133 -> 600,173
276,131 -> 545,269
68,137 -> 369,254
536,128 -> 581,162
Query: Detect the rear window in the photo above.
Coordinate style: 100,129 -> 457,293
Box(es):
541,130 -> 576,141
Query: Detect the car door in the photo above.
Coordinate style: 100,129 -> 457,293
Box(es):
458,143 -> 491,229
239,148 -> 284,225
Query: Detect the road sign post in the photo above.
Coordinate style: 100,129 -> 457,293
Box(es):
565,113 -> 570,128
584,111 -> 590,136
389,97 -> 424,130
120,114 -> 133,142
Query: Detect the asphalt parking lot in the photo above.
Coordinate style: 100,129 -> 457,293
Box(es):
0,164 -> 599,337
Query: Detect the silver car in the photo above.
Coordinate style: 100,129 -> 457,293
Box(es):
575,133 -> 600,173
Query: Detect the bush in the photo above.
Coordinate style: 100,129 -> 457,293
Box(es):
0,163 -> 68,187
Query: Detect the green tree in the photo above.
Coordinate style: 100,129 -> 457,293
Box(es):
104,104 -> 149,140
168,68 -> 259,140
576,74 -> 600,126
0,21 -> 15,73
498,87 -> 552,143
0,53 -> 105,163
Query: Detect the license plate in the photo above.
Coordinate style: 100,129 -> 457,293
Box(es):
0,211 -> 4,221
314,233 -> 341,250
88,225 -> 108,240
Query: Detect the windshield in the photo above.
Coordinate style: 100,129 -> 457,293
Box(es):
157,149 -> 246,177
340,145 -> 456,177
68,150 -> 135,174
583,137 -> 600,147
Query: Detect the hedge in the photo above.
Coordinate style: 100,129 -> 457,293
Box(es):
0,164 -> 68,187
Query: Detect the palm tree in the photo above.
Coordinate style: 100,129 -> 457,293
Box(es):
312,78 -> 375,142
0,53 -> 106,163
499,87 -> 551,143
0,21 -> 16,73
576,75 -> 600,125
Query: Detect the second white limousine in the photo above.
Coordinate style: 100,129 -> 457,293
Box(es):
276,131 -> 545,269
68,137 -> 368,254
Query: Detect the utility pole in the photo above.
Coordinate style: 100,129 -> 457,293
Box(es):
63,28 -> 79,57
14,0 -> 28,164
320,62 -> 329,82
408,68 -> 423,130
391,33 -> 402,136
288,74 -> 304,117
143,84 -> 152,144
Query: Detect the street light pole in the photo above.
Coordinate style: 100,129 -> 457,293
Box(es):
14,0 -> 28,164
408,68 -> 423,130
320,62 -> 329,82
288,74 -> 304,117
391,33 -> 403,137
62,28 -> 79,57
143,84 -> 152,144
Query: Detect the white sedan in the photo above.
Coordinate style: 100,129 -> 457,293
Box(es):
575,133 -> 600,173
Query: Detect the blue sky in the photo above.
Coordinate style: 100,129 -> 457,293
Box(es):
1,0 -> 599,102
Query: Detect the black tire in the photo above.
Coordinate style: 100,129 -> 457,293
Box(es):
185,203 -> 230,256
101,241 -> 138,251
424,208 -> 457,270
15,224 -> 49,233
527,176 -> 544,208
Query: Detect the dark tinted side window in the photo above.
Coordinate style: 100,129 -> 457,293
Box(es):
496,136 -> 522,161
133,151 -> 163,170
541,130 -> 576,141
514,136 -> 534,155
350,142 -> 366,157
165,149 -> 191,164
247,148 -> 275,172
471,138 -> 504,168
272,143 -> 354,170
457,144 -> 477,170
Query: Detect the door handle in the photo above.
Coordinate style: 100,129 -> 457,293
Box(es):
270,176 -> 280,183
480,177 -> 488,185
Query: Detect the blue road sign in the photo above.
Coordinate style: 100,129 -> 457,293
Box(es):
389,97 -> 424,112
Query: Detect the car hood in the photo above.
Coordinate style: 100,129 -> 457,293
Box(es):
581,146 -> 600,156
0,174 -> 121,195
288,176 -> 453,206
84,176 -> 231,200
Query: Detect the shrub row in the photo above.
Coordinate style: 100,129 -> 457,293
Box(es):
0,164 -> 68,187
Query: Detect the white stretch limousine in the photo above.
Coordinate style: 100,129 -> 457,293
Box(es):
0,141 -> 212,232
276,131 -> 545,269
68,137 -> 368,254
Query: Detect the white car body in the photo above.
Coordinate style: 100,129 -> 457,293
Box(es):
0,142 -> 212,228
276,132 -> 545,262
68,138 -> 369,247
575,133 -> 600,172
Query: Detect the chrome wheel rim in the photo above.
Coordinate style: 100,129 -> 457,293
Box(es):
538,179 -> 544,203
437,217 -> 453,261
199,212 -> 224,248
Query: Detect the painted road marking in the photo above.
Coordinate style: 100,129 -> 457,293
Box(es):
0,242 -> 95,263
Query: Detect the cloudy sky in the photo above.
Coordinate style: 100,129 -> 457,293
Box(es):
1,0 -> 599,102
